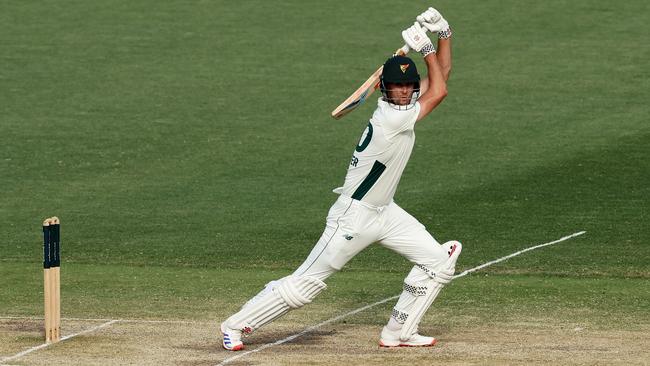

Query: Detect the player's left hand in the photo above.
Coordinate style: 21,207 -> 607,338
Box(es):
402,22 -> 435,56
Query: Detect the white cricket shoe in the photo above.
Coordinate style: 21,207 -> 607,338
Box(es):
221,322 -> 244,351
378,326 -> 437,347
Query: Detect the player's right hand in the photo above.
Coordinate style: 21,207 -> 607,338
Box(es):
416,7 -> 443,25
416,7 -> 452,39
402,22 -> 433,53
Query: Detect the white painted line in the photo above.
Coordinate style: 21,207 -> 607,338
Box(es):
59,319 -> 119,341
454,231 -> 587,279
0,231 -> 587,364
0,341 -> 50,366
216,230 -> 586,365
0,317 -> 213,363
0,320 -> 118,364
0,316 -> 112,322
217,296 -> 401,366
0,316 -> 210,324
117,319 -> 209,324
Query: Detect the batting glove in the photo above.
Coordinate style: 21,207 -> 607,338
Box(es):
416,7 -> 452,39
402,22 -> 435,57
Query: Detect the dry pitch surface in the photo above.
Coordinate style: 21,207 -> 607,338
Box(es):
1,316 -> 648,366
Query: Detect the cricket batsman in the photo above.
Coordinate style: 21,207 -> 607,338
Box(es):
221,7 -> 461,350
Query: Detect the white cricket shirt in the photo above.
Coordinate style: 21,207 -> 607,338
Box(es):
335,98 -> 421,207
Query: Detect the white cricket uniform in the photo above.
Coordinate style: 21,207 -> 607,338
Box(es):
294,98 -> 449,281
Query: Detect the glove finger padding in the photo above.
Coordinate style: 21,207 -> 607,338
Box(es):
417,7 -> 442,24
417,19 -> 444,33
401,22 -> 432,53
417,7 -> 452,39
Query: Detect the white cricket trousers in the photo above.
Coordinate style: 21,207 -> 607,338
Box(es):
293,194 -> 449,281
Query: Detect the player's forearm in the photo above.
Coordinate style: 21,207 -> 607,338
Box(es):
436,38 -> 452,81
424,53 -> 447,100
416,53 -> 447,120
416,52 -> 445,96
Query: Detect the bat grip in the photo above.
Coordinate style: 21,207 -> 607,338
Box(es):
395,44 -> 410,56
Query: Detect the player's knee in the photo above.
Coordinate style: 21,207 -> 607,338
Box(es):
442,240 -> 462,257
418,240 -> 462,269
274,275 -> 327,308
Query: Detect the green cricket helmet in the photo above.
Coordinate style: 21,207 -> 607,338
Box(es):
380,55 -> 421,109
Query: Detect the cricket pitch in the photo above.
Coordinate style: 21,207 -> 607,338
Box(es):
1,317 -> 648,365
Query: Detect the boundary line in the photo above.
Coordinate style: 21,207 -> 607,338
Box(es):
216,231 -> 586,365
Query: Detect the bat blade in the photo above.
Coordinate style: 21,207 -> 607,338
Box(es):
330,67 -> 382,120
331,45 -> 409,120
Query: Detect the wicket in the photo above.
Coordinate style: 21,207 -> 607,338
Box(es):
43,216 -> 61,343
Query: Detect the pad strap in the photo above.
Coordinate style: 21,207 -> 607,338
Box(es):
415,264 -> 454,284
391,308 -> 409,324
403,280 -> 428,297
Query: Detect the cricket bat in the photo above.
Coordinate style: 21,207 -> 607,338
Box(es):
331,44 -> 410,120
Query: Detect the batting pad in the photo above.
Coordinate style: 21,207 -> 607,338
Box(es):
400,241 -> 462,341
225,275 -> 326,333
276,275 -> 327,308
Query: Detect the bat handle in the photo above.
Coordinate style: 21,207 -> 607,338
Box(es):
395,44 -> 410,56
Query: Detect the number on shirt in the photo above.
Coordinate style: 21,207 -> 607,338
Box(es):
355,122 -> 373,153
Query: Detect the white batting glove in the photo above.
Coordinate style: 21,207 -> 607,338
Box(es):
401,22 -> 435,57
417,7 -> 443,25
416,7 -> 452,39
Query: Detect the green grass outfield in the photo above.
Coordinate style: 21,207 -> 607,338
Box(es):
1,0 -> 648,357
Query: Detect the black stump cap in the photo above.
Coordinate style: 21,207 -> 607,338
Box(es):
382,55 -> 420,84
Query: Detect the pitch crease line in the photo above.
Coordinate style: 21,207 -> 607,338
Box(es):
216,230 -> 586,365
0,316 -> 210,324
0,316 -> 113,322
0,320 -> 119,364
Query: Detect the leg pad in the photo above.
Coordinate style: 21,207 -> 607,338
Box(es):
400,242 -> 462,341
224,275 -> 326,334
